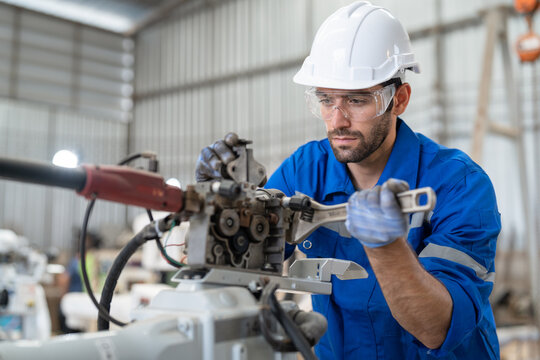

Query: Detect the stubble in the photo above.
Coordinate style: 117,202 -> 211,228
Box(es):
327,112 -> 392,163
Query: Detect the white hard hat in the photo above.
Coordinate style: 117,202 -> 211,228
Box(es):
293,1 -> 420,90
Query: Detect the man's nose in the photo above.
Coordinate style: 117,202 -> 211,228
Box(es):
330,105 -> 351,128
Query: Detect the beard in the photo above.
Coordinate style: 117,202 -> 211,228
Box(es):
328,112 -> 392,163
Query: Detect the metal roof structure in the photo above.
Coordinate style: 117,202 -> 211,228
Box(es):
0,0 -> 187,35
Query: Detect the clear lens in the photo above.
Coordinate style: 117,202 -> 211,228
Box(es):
305,84 -> 396,122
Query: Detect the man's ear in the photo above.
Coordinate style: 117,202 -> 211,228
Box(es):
392,83 -> 411,116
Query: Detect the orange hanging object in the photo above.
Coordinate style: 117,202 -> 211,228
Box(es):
514,0 -> 538,14
516,31 -> 540,62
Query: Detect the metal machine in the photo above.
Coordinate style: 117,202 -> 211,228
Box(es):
0,135 -> 435,359
0,229 -> 50,342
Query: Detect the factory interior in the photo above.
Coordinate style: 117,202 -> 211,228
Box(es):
0,0 -> 540,359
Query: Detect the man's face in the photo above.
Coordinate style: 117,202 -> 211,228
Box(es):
327,110 -> 392,163
317,86 -> 394,163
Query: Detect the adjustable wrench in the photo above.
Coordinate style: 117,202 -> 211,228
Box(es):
286,187 -> 437,244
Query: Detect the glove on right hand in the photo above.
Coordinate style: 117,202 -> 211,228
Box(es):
195,133 -> 240,182
345,178 -> 410,248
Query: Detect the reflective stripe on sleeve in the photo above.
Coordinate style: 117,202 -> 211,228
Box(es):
409,211 -> 433,229
419,243 -> 495,283
410,212 -> 424,228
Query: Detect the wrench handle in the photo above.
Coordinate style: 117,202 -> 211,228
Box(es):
397,187 -> 436,213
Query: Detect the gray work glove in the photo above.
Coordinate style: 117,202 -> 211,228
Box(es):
195,133 -> 240,182
345,178 -> 410,248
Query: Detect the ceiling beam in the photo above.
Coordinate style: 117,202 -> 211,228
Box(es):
124,0 -> 190,37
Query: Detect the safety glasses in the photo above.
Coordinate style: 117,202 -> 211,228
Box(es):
305,84 -> 396,122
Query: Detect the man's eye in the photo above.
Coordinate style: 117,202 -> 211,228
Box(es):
318,98 -> 333,105
348,97 -> 370,105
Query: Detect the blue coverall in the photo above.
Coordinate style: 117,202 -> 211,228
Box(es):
265,119 -> 501,359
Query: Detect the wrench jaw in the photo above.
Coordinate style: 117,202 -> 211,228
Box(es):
292,205 -> 348,244
397,187 -> 437,213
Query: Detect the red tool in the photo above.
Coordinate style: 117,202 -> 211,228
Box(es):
0,157 -> 183,212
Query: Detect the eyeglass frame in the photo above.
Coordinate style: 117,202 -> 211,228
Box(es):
304,79 -> 402,122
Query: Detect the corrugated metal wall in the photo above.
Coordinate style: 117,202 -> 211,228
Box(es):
0,3 -> 131,253
0,98 -> 128,253
0,2 -> 134,122
131,0 -> 540,251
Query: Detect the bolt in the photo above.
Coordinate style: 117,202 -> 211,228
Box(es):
237,236 -> 247,246
224,132 -> 239,146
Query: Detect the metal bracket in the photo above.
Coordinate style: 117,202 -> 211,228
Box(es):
226,146 -> 266,186
288,258 -> 368,281
170,260 -> 366,296
170,267 -> 331,294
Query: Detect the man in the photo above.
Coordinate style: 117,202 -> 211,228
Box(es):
196,2 -> 500,359
57,231 -> 101,333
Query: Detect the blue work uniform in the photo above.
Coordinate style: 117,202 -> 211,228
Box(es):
265,119 -> 501,359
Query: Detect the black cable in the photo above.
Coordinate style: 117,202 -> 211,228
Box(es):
259,283 -> 296,352
269,297 -> 317,360
154,235 -> 184,268
256,188 -> 275,197
117,153 -> 144,166
261,282 -> 318,360
80,153 -> 160,328
146,209 -> 154,222
147,209 -> 184,268
142,164 -> 182,268
98,224 -> 159,331
259,298 -> 296,352
0,157 -> 87,191
80,196 -> 127,327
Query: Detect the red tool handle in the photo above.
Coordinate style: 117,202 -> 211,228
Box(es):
78,164 -> 183,212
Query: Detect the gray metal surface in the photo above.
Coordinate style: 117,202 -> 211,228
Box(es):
288,258 -> 368,282
0,286 -> 298,360
171,267 -> 334,295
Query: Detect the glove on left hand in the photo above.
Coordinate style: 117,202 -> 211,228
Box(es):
345,178 -> 409,248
